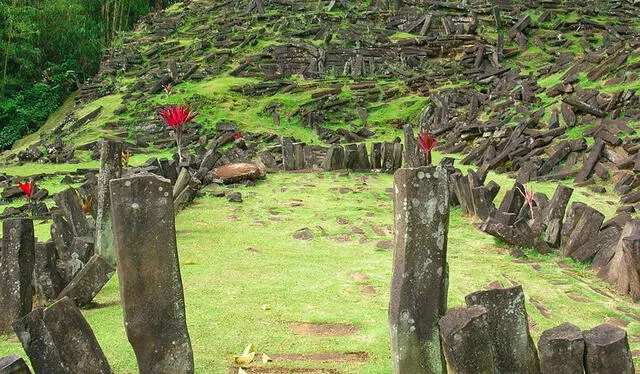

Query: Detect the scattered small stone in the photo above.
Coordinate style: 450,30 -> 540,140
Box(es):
292,229 -> 313,241
375,240 -> 393,250
211,190 -> 226,197
227,192 -> 243,203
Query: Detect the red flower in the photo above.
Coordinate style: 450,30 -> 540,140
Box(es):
159,105 -> 198,132
233,131 -> 244,140
517,185 -> 535,217
18,180 -> 35,199
417,131 -> 437,157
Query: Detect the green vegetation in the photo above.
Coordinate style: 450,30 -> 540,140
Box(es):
0,0 -> 177,150
2,171 -> 638,372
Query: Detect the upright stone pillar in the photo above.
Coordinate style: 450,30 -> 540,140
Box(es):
0,218 -> 35,334
389,166 -> 450,374
403,124 -> 427,168
110,174 -> 194,374
439,306 -> 496,374
95,139 -> 122,265
541,185 -> 573,247
282,137 -> 295,171
583,323 -> 634,374
34,241 -> 64,303
53,188 -> 92,237
465,285 -> 540,373
538,322 -> 584,374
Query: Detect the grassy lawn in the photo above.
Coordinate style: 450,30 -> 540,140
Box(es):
1,170 -> 639,372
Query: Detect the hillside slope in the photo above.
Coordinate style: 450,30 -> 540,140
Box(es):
1,0 -> 638,205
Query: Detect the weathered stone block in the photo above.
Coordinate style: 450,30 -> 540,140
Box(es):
0,218 -> 35,334
34,241 -> 64,303
110,174 -> 194,374
465,285 -> 539,373
13,297 -> 113,374
57,255 -> 115,307
538,322 -> 584,374
390,166 -> 449,374
0,354 -> 31,373
95,139 -> 122,265
439,306 -> 495,374
583,324 -> 634,374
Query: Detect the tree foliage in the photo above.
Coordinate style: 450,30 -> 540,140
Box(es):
0,0 -> 166,150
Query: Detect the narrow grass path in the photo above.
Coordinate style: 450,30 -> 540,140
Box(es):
1,171 -> 639,373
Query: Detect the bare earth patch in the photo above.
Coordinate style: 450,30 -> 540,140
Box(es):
529,297 -> 552,319
375,240 -> 393,250
228,367 -> 340,374
349,272 -> 370,281
565,291 -> 591,303
604,317 -> 630,327
292,229 -> 313,241
290,323 -> 361,337
269,352 -> 368,363
359,285 -> 376,296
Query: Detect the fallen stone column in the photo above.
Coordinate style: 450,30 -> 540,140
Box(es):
110,174 -> 194,374
0,354 -> 31,373
13,297 -> 113,374
439,306 -> 495,374
0,218 -> 35,334
465,285 -> 540,373
538,322 -> 584,374
95,139 -> 123,265
57,254 -> 115,307
389,166 -> 450,374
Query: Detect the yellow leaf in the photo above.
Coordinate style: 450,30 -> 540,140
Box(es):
233,352 -> 255,365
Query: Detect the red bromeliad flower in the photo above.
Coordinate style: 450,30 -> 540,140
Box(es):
159,105 -> 197,133
517,185 -> 535,218
159,105 -> 198,162
18,180 -> 35,200
417,131 -> 437,158
233,131 -> 244,140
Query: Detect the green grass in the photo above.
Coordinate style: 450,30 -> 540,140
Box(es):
2,169 -> 639,372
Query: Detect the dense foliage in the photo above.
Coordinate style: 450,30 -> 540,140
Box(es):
0,0 -> 169,150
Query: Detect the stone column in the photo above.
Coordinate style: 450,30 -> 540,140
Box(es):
584,323 -> 634,374
0,354 -> 31,373
389,166 -> 450,374
465,285 -> 540,373
34,241 -> 64,303
110,174 -> 194,374
0,218 -> 35,334
95,139 -> 122,265
282,137 -> 295,171
53,188 -> 92,237
13,297 -> 112,374
439,306 -> 496,374
538,322 -> 584,374
541,184 -> 573,247
403,124 -> 427,168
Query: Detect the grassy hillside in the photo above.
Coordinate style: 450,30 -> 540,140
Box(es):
1,0 -> 640,372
